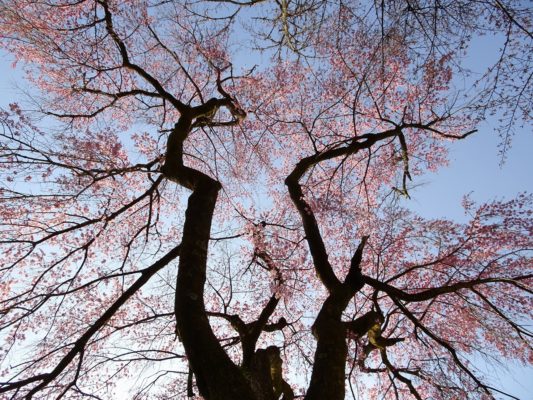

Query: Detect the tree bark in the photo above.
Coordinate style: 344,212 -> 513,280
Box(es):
165,114 -> 256,400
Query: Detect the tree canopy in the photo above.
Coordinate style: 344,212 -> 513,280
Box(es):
0,1 -> 532,399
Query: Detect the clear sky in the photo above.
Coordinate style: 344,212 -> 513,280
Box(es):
1,38 -> 532,398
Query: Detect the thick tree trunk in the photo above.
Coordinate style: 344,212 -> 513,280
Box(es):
305,295 -> 350,400
164,113 -> 255,400
174,181 -> 256,399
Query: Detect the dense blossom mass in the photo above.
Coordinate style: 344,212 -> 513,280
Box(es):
0,0 -> 531,399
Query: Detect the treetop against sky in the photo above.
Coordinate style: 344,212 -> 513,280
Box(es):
0,1 -> 532,399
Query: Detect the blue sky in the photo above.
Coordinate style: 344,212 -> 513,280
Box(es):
406,122 -> 533,220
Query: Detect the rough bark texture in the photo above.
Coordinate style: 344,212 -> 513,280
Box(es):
174,182 -> 255,399
164,112 -> 256,399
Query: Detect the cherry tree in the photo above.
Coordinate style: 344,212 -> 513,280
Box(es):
0,1 -> 531,399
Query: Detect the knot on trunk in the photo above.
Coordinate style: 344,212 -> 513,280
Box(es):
246,346 -> 294,400
367,322 -> 405,350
